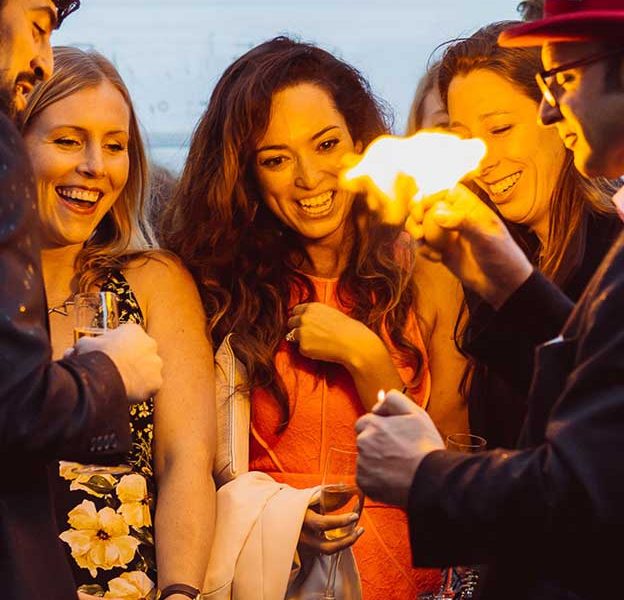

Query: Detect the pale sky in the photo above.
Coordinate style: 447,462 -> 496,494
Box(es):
54,1 -> 519,171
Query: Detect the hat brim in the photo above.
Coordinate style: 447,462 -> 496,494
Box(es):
499,12 -> 624,47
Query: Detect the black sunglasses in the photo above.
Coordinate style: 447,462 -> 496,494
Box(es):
536,46 -> 624,107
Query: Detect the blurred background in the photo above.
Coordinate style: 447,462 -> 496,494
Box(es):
54,0 -> 518,172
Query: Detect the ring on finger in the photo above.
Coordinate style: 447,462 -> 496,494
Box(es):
285,329 -> 297,343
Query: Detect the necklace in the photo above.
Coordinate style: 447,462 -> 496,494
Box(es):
47,299 -> 74,316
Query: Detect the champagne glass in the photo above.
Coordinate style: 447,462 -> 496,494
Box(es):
435,433 -> 486,600
320,446 -> 364,600
73,291 -> 119,342
72,291 -> 131,476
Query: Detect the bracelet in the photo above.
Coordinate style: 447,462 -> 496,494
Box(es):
158,583 -> 201,600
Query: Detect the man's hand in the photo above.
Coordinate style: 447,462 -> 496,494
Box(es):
406,184 -> 533,308
73,323 -> 163,403
355,389 -> 444,507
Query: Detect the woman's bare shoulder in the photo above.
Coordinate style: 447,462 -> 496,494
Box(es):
123,251 -> 200,313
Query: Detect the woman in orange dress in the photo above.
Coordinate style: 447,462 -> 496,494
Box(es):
162,37 -> 466,599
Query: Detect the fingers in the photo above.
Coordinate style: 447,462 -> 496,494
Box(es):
372,389 -> 417,416
301,509 -> 364,555
354,413 -> 377,434
286,304 -> 308,339
417,244 -> 443,263
290,303 -> 309,316
304,508 -> 360,533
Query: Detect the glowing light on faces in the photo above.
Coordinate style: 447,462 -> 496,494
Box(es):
24,80 -> 131,249
341,131 -> 486,222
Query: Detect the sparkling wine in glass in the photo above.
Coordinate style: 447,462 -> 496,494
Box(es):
72,291 -> 131,476
320,446 -> 364,600
73,291 -> 119,343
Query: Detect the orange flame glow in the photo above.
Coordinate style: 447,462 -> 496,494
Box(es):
341,130 -> 486,222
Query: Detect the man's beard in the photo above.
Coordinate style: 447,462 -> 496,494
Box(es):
0,72 -> 18,122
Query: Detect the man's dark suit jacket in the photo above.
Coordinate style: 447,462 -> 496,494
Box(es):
0,113 -> 131,599
407,231 -> 624,599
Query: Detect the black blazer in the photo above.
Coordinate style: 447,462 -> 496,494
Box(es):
0,113 -> 131,599
463,213 -> 622,449
407,231 -> 624,599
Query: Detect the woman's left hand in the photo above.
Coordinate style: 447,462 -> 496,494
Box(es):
286,302 -> 379,368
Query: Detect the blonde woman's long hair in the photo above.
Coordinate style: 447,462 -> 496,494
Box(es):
21,46 -> 154,291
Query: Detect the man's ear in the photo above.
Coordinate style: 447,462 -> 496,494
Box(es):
354,140 -> 363,154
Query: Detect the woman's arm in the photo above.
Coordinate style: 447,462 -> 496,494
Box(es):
413,253 -> 469,440
127,254 -> 216,595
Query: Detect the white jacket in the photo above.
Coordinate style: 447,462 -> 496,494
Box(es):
202,471 -> 361,600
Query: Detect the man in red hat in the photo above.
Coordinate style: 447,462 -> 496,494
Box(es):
356,2 -> 624,598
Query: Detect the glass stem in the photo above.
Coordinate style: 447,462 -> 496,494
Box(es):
435,567 -> 455,599
324,550 -> 342,599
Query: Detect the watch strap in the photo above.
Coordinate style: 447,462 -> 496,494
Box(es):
159,583 -> 201,599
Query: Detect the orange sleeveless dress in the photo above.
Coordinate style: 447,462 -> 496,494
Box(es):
249,275 -> 440,600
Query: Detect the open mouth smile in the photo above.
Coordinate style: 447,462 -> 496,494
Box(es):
485,171 -> 521,197
296,190 -> 335,217
56,186 -> 104,212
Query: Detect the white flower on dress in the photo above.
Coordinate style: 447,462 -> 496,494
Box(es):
59,499 -> 140,577
116,473 -> 152,528
105,571 -> 156,599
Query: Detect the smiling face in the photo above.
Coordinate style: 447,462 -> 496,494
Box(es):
254,82 -> 360,245
448,69 -> 566,232
0,0 -> 56,119
540,42 -> 624,179
23,80 -> 131,248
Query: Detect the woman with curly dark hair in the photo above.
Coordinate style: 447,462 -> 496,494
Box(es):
161,36 -> 466,599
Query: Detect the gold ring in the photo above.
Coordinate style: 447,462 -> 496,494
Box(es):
285,329 -> 296,343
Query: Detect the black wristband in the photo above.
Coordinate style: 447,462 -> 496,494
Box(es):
159,583 -> 201,600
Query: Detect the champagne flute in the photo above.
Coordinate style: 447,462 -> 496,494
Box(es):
73,291 -> 119,342
320,446 -> 364,600
435,433 -> 486,600
72,291 -> 132,476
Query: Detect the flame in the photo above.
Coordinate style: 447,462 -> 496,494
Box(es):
341,130 -> 486,221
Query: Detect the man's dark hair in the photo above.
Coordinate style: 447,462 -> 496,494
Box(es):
517,0 -> 543,21
53,0 -> 80,27
602,42 -> 624,93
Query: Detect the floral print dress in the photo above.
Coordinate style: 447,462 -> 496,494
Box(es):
51,271 -> 157,600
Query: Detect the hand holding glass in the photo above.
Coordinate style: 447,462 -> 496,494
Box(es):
73,292 -> 132,476
320,447 -> 364,600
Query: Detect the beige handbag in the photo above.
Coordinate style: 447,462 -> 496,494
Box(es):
213,333 -> 250,488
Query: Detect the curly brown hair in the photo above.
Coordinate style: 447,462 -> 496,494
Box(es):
160,36 -> 426,430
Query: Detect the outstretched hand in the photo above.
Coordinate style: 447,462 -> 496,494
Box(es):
406,184 -> 533,308
356,389 -> 444,507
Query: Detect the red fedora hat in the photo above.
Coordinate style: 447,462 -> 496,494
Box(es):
499,0 -> 624,47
